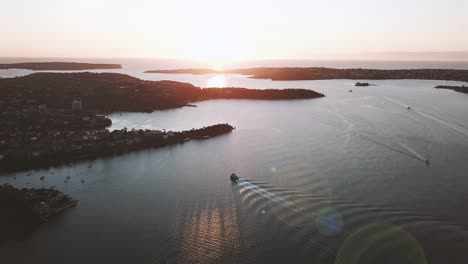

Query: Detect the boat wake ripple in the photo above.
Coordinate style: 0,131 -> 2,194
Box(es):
379,95 -> 468,139
234,179 -> 468,264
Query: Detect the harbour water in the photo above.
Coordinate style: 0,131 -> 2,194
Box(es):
1,59 -> 468,263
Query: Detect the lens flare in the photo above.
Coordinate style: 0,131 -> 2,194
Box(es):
335,224 -> 427,264
315,208 -> 344,236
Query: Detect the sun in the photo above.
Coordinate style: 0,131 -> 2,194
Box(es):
182,30 -> 247,70
211,62 -> 224,71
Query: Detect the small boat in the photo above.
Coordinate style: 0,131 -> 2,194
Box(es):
407,106 -> 411,110
349,90 -> 353,92
230,173 -> 239,182
40,176 -> 45,181
66,176 -> 71,180
50,172 -> 55,174
81,179 -> 85,183
425,160 -> 430,165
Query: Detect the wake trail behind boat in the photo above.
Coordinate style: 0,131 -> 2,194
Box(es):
233,178 -> 468,264
319,109 -> 428,165
417,111 -> 468,138
236,179 -> 346,263
378,94 -> 468,139
357,134 -> 427,164
399,143 -> 427,162
238,180 -> 307,216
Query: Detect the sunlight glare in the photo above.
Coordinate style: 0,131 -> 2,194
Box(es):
206,75 -> 227,88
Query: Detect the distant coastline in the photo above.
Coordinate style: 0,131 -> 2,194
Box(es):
0,62 -> 122,70
145,67 -> 468,83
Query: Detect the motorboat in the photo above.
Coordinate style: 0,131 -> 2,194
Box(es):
230,173 -> 239,182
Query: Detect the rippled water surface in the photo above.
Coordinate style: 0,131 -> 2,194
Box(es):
1,60 -> 468,263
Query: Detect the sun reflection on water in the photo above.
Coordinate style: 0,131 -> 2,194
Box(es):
175,202 -> 241,263
206,75 -> 227,88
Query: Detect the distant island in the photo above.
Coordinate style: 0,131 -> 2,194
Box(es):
434,85 -> 468,93
146,67 -> 468,82
0,62 -> 122,71
355,82 -> 371,87
0,72 -> 323,172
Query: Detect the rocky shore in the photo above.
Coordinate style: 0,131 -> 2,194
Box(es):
146,67 -> 468,82
0,62 -> 122,70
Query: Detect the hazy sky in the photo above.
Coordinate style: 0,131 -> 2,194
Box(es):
2,0 -> 467,61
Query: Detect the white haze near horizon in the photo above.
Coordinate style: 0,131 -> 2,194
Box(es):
1,0 -> 467,62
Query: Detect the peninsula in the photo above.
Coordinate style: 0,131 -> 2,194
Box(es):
0,62 -> 122,71
0,72 -> 324,113
434,85 -> 468,93
0,124 -> 234,172
145,67 -> 468,82
0,72 -> 323,172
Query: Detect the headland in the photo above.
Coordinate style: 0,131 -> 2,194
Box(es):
0,62 -> 122,71
434,85 -> 468,93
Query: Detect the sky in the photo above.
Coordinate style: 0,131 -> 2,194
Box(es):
1,0 -> 467,62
